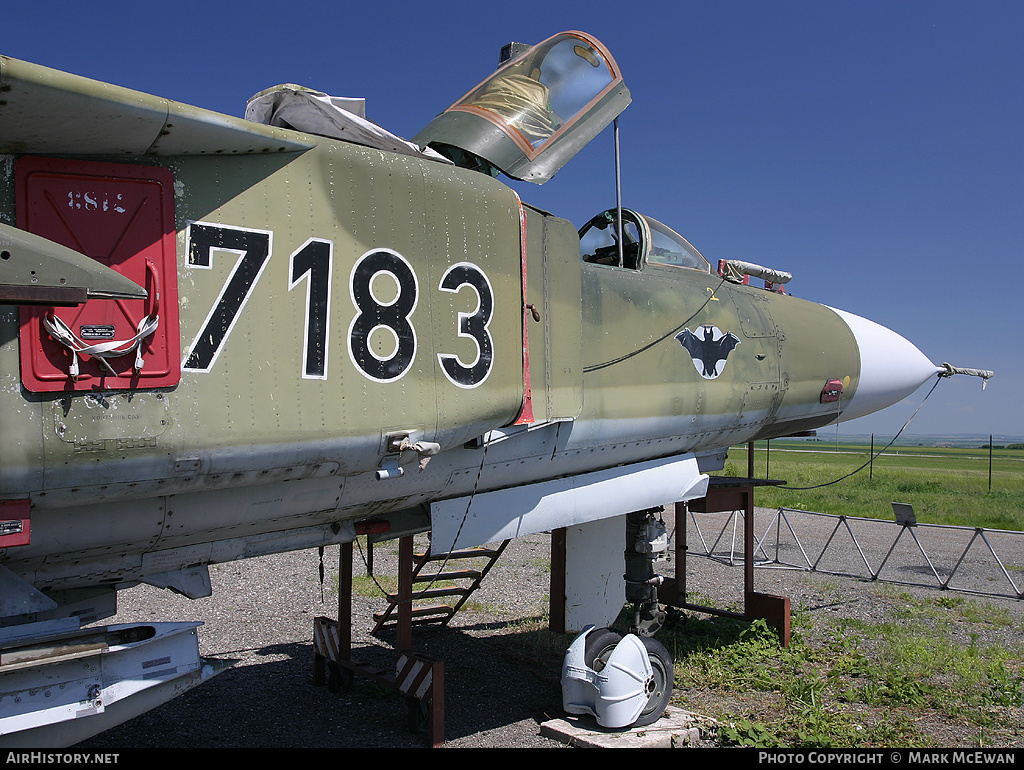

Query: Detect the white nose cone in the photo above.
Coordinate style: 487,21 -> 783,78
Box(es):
830,308 -> 942,422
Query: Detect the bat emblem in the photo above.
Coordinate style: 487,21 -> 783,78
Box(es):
675,325 -> 741,379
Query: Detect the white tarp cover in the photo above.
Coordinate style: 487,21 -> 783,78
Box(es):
720,259 -> 792,285
245,84 -> 450,163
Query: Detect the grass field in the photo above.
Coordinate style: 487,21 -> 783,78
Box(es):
721,440 -> 1024,532
673,438 -> 1024,746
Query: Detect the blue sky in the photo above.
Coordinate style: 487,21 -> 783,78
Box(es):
4,1 -> 1020,438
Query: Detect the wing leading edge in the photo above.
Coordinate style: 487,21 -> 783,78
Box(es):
0,55 -> 313,157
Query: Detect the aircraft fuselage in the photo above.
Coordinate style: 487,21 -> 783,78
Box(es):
0,51 -> 938,606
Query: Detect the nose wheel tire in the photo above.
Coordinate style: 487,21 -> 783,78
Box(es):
634,636 -> 673,726
583,627 -> 624,672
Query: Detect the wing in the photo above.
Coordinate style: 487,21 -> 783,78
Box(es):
0,55 -> 312,156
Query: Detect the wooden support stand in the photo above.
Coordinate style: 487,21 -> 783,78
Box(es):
312,537 -> 445,747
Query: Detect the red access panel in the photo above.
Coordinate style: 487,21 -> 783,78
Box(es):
17,157 -> 181,392
0,500 -> 31,548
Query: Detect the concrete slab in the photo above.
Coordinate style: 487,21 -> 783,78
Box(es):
539,706 -> 707,748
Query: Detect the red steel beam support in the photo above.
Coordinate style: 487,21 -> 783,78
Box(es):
312,537 -> 446,746
659,478 -> 791,646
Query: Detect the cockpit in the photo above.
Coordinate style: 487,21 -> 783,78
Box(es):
413,32 -> 709,277
579,209 -> 710,273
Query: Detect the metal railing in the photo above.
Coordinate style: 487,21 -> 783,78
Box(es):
686,506 -> 1024,601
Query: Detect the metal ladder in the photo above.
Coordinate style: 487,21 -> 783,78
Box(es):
372,540 -> 510,634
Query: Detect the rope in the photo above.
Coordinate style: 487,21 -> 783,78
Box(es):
779,374 -> 944,490
583,276 -> 727,373
350,436 -> 492,600
422,436 -> 492,584
43,313 -> 159,379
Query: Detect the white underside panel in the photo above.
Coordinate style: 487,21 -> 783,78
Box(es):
430,453 -> 708,552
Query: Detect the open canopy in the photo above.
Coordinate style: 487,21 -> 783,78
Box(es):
413,31 -> 631,184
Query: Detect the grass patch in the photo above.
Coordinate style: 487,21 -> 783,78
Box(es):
664,591 -> 1024,748
724,441 -> 1024,531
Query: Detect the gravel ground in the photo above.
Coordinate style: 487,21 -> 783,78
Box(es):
73,510 -> 1024,749
77,531 -> 566,749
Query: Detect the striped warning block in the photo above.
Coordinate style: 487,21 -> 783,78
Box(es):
396,653 -> 438,700
314,617 -> 339,661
